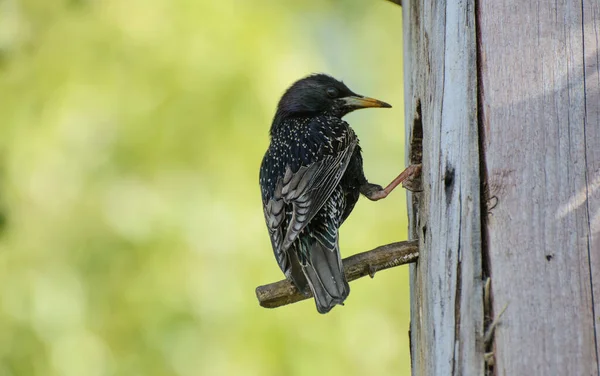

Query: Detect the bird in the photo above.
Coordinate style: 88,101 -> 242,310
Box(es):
259,74 -> 415,313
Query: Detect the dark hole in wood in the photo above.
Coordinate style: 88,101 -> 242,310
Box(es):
410,99 -> 423,165
443,166 -> 455,187
443,164 -> 455,206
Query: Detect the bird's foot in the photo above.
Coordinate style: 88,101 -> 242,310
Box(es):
361,164 -> 423,201
394,164 -> 422,192
361,183 -> 387,201
402,164 -> 423,192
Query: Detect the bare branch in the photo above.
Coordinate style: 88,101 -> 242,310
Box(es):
255,240 -> 419,309
386,0 -> 402,6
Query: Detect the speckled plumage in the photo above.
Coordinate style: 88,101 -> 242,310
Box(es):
259,74 -> 390,313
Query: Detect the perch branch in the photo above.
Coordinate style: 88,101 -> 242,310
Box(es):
386,0 -> 402,6
255,240 -> 419,309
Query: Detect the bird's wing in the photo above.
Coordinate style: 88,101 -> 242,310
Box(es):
263,189 -> 287,272
278,140 -> 356,252
263,118 -> 357,263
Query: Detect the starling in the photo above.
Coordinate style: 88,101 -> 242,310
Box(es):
260,74 -> 413,313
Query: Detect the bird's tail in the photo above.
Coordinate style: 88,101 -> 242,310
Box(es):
300,238 -> 349,314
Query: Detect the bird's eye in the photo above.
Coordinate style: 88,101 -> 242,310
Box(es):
326,87 -> 338,98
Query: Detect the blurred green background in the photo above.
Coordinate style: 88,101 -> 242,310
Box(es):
0,0 -> 408,375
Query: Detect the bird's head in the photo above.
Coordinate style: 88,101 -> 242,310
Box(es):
271,74 -> 391,133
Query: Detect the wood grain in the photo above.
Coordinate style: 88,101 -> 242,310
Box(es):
583,0 -> 600,366
403,0 -> 484,375
479,0 -> 600,374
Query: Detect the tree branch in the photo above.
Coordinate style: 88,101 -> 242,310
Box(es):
255,240 -> 419,309
386,0 -> 402,6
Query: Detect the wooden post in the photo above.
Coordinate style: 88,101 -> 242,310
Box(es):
478,0 -> 600,374
403,0 -> 600,374
403,0 -> 483,374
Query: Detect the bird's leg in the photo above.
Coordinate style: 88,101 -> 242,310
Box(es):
361,164 -> 422,201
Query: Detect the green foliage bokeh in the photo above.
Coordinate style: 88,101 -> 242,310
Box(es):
0,0 -> 408,375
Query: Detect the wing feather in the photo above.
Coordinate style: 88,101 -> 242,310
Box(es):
261,116 -> 357,275
280,143 -> 355,250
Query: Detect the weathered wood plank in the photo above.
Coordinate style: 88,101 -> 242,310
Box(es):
403,0 -> 483,375
479,0 -> 600,374
583,0 -> 600,365
402,1 -> 421,373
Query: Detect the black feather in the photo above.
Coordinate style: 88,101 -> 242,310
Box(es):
259,74 -> 380,313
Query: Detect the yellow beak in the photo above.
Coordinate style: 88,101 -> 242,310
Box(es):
341,96 -> 392,109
